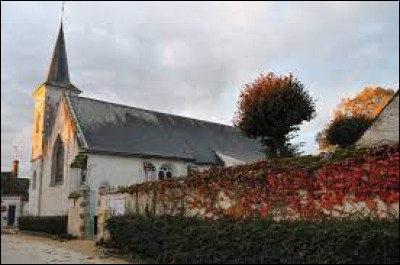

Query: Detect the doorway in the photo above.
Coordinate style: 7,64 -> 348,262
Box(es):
7,205 -> 16,226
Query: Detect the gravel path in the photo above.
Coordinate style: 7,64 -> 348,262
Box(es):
1,234 -> 127,264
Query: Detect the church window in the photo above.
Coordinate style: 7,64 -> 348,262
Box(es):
159,164 -> 173,180
35,114 -> 41,134
32,171 -> 37,190
143,162 -> 156,182
158,171 -> 165,181
51,136 -> 65,186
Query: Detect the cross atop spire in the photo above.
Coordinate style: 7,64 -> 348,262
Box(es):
61,1 -> 66,22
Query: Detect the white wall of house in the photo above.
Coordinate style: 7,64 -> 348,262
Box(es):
1,196 -> 26,227
357,94 -> 399,147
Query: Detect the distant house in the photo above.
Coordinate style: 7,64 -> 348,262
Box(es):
1,170 -> 30,227
357,91 -> 399,148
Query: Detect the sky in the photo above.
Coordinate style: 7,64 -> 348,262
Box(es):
1,1 -> 399,175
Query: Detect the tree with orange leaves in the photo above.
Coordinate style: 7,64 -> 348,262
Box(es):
334,86 -> 395,119
234,73 -> 316,157
318,86 -> 395,151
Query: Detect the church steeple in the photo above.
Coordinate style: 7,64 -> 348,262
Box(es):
45,22 -> 80,93
47,23 -> 69,84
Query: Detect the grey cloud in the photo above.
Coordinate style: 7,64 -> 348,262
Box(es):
1,1 -> 399,171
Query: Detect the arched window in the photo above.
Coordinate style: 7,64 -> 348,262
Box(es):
32,171 -> 37,190
159,164 -> 173,181
143,162 -> 156,182
51,136 -> 65,186
35,114 -> 41,134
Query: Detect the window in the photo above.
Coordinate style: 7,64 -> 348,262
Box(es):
51,136 -> 65,186
81,169 -> 87,185
143,162 -> 156,182
35,113 -> 41,134
159,164 -> 173,181
32,171 -> 37,190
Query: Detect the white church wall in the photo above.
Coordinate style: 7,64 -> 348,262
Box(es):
85,154 -> 190,212
27,159 -> 42,216
86,154 -> 190,188
33,96 -> 82,216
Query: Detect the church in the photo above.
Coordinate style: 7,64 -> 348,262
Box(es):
28,23 -> 264,217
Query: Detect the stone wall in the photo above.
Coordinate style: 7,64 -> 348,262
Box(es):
96,189 -> 399,242
67,186 -> 92,239
95,145 -> 399,242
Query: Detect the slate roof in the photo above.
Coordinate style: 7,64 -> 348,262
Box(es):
46,23 -> 81,94
1,172 -> 30,199
67,95 -> 264,165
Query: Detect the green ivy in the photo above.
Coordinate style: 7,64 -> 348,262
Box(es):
68,191 -> 82,199
106,216 -> 399,264
70,152 -> 88,169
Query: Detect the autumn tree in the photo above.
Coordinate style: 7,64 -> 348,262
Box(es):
334,86 -> 395,119
317,86 -> 395,151
234,73 -> 316,157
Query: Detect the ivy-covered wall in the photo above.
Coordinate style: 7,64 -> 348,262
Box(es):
98,145 -> 399,236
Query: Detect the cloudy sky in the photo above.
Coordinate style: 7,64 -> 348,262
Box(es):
1,1 -> 399,174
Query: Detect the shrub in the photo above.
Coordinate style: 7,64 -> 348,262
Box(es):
325,116 -> 373,148
106,216 -> 399,264
18,216 -> 68,235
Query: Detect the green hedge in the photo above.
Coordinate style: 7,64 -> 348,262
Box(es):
106,216 -> 399,264
18,216 -> 68,235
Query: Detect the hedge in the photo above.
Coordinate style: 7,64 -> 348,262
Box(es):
106,215 -> 399,264
18,216 -> 68,235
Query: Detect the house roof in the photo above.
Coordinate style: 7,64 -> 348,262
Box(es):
1,172 -> 30,199
66,95 -> 264,165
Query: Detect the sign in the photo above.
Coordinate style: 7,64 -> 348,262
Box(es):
1,201 -> 7,213
109,195 -> 126,216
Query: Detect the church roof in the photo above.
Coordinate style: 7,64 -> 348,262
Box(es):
46,23 -> 81,93
66,95 -> 264,165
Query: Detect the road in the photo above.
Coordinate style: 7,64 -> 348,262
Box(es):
1,233 -> 128,264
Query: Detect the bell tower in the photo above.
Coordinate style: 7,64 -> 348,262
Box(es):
32,22 -> 81,160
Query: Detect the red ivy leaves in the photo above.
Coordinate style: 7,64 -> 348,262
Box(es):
119,145 -> 399,220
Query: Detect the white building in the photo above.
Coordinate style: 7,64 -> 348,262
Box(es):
1,170 -> 30,228
28,23 -> 264,225
357,91 -> 399,148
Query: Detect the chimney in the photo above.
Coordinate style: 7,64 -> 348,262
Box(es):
11,160 -> 19,178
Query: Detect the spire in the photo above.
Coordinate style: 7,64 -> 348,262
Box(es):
47,23 -> 70,85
